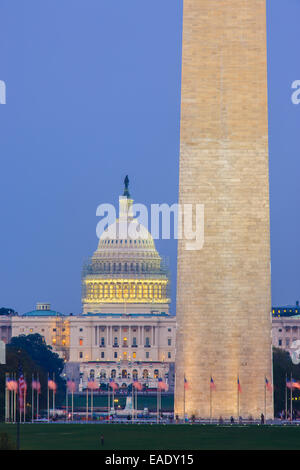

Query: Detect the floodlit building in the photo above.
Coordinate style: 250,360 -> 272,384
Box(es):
10,181 -> 176,390
272,302 -> 300,354
175,0 -> 273,419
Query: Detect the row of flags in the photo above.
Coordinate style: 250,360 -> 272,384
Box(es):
106,378 -> 168,392
184,375 -> 273,393
5,366 -> 59,410
6,375 -> 169,396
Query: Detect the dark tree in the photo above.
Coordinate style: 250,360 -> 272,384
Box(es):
9,334 -> 64,376
0,334 -> 66,421
0,307 -> 16,316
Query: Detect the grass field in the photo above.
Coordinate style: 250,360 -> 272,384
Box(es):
2,423 -> 300,450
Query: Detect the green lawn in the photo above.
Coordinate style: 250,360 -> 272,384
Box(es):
2,423 -> 300,450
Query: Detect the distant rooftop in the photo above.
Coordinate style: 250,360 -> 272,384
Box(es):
19,305 -> 173,318
21,309 -> 66,317
21,302 -> 66,317
272,301 -> 300,318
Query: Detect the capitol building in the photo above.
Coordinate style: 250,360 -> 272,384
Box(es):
3,181 -> 176,391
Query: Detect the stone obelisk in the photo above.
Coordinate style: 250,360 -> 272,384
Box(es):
175,0 -> 273,419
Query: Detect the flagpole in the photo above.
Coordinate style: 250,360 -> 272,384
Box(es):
8,377 -> 11,422
71,388 -> 74,421
9,388 -> 11,423
160,386 -> 162,421
156,381 -> 159,424
16,368 -> 20,450
5,373 -> 8,422
107,385 -> 110,420
91,388 -> 93,420
11,384 -> 14,422
264,377 -> 267,419
237,376 -> 240,420
47,373 -> 49,423
183,375 -> 186,423
23,374 -> 26,423
86,385 -> 88,422
36,374 -> 39,420
53,373 -> 55,416
31,374 -> 34,423
66,381 -> 68,421
19,385 -> 21,424
285,372 -> 287,420
14,373 -> 16,423
210,381 -> 212,423
132,384 -> 134,423
290,372 -> 293,422
7,375 -> 9,422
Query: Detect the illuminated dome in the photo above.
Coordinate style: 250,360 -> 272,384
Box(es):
82,178 -> 170,314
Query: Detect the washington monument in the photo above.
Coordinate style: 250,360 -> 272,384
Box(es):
175,0 -> 273,419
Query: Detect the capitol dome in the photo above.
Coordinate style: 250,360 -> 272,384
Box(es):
81,178 -> 170,314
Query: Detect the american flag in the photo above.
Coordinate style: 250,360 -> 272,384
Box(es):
109,378 -> 118,391
87,378 -> 98,390
265,377 -> 272,392
67,379 -> 76,393
184,376 -> 189,390
210,377 -> 216,391
18,363 -> 26,408
158,378 -> 168,391
237,377 -> 242,393
286,378 -> 300,389
132,379 -> 142,391
48,379 -> 57,391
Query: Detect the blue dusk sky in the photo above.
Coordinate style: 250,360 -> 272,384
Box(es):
0,0 -> 299,315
